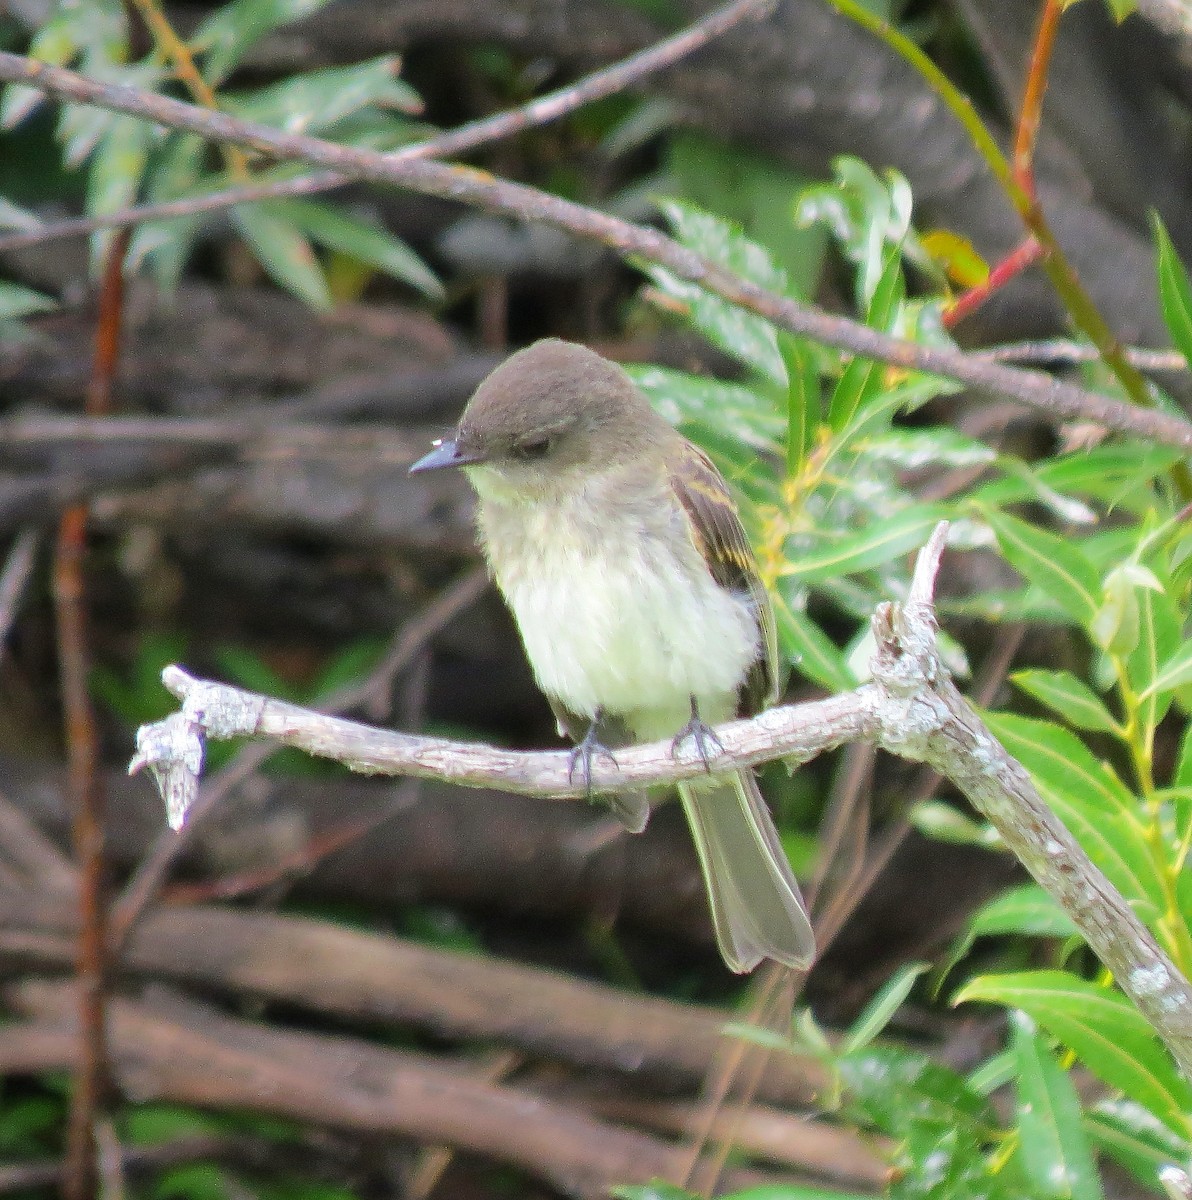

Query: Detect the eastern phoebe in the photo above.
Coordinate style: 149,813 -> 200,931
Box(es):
411,339 -> 814,972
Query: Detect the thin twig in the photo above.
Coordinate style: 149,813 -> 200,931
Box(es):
1012,0 -> 1064,197
109,566 -> 488,951
0,0 -> 773,255
976,340 -> 1187,372
942,237 -> 1043,329
2,51 -> 1190,453
56,227 -> 130,1200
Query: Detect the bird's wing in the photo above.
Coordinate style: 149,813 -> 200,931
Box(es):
669,441 -> 781,715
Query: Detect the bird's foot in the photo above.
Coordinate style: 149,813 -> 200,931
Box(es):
671,696 -> 725,772
568,713 -> 618,798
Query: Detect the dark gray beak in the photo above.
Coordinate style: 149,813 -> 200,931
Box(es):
409,438 -> 482,473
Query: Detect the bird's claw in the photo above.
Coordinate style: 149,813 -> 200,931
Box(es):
671,697 -> 724,773
569,722 -> 618,798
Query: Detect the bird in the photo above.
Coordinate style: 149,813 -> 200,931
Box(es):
410,338 -> 815,972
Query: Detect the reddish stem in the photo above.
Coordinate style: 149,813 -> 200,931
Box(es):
57,228 -> 130,1200
943,237 -> 1045,329
1013,0 -> 1064,199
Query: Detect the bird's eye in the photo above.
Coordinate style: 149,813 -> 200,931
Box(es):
514,436 -> 552,460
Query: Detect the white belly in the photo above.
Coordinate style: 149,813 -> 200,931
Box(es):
478,486 -> 759,740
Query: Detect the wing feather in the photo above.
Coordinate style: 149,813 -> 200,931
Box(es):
668,442 -> 781,715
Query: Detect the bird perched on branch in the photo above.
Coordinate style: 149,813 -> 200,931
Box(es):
411,339 -> 814,972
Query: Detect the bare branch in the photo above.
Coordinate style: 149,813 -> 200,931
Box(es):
2,51 -> 1192,451
129,522 -> 1192,1080
0,0 -> 773,254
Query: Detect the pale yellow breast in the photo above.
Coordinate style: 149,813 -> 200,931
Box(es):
475,473 -> 759,739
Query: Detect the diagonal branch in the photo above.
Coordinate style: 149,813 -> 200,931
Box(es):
0,0 -> 773,255
3,51 -> 1192,452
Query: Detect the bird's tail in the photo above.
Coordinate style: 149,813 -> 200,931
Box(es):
677,771 -> 815,973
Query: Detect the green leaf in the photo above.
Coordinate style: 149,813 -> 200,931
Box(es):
1128,581 -> 1181,731
270,199 -> 443,300
0,281 -> 56,320
826,242 -> 903,434
233,202 -> 331,310
1175,724 -> 1192,789
983,712 -> 1166,924
1102,0 -> 1136,19
629,365 -> 783,451
195,0 -> 337,84
664,130 -> 827,299
1011,670 -> 1120,734
154,1161 -> 236,1200
1151,212 -> 1192,368
839,1043 -> 999,1138
224,58 -> 422,134
1140,638 -> 1192,701
1010,1012 -> 1105,1200
86,113 -> 151,232
983,509 -> 1100,626
942,884 -> 1078,982
911,800 -> 999,848
778,333 -> 821,473
863,427 -> 996,471
967,884 -> 1079,941
647,199 -> 789,384
772,591 -> 857,693
842,962 -> 931,1054
1086,1099 -> 1191,1191
780,508 -> 945,583
955,971 -> 1192,1138
982,712 -> 1135,816
123,1103 -> 224,1145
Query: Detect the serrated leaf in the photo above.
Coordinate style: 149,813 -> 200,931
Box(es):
780,508 -> 945,583
233,203 -> 331,310
1152,213 -> 1192,369
863,427 -> 996,471
983,509 -> 1100,626
955,971 -> 1192,1138
1010,1012 -> 1105,1200
223,58 -> 422,135
647,198 -> 789,384
195,0 -> 338,84
270,199 -> 442,300
1011,670 -> 1120,734
629,365 -> 783,451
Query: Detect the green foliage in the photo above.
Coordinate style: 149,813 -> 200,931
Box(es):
640,152 -> 1192,1197
1,0 -> 439,302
